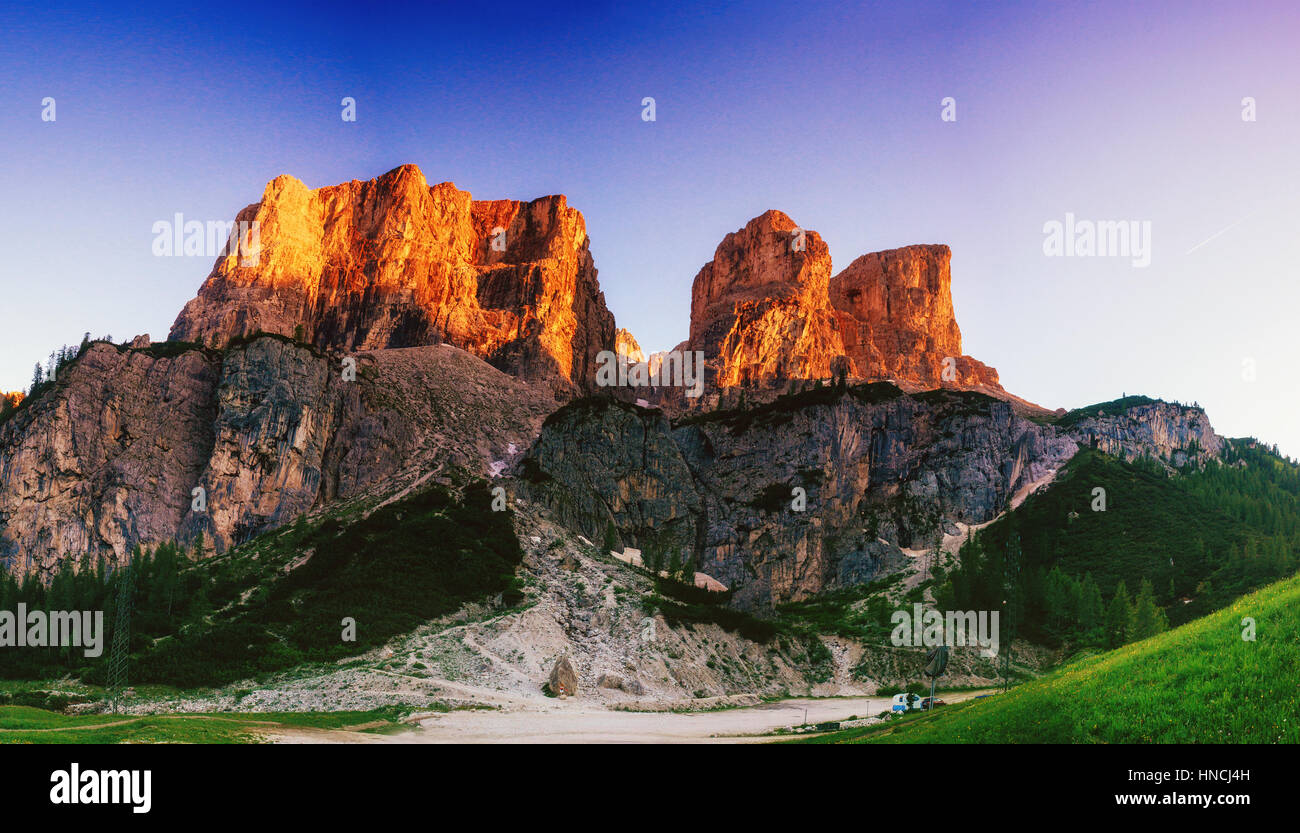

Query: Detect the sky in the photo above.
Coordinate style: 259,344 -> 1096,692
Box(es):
1,0 -> 1297,456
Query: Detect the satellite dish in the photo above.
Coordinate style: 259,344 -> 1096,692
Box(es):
924,645 -> 949,678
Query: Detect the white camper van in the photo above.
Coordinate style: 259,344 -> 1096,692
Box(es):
891,693 -> 923,713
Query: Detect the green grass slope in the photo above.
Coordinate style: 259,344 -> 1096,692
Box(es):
802,570 -> 1300,743
0,705 -> 406,744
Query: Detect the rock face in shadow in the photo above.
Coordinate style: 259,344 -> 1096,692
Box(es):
524,399 -> 703,564
0,344 -> 220,575
521,386 -> 1226,610
169,164 -> 616,397
0,337 -> 556,573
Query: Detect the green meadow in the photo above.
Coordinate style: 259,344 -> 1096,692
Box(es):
800,570 -> 1300,743
0,706 -> 407,744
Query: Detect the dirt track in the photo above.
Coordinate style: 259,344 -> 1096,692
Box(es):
269,690 -> 994,744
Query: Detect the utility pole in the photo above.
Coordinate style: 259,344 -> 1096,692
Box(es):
106,559 -> 135,713
1001,532 -> 1021,694
924,645 -> 949,713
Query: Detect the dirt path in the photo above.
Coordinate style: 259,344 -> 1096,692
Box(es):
269,690 -> 995,744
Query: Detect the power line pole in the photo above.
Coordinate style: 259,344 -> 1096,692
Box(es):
1001,532 -> 1021,694
107,559 -> 135,713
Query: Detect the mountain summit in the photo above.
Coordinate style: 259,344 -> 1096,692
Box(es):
169,164 -> 616,396
669,210 -> 1006,406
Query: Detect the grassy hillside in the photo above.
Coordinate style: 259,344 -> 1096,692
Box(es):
0,705 -> 406,743
802,570 -> 1300,743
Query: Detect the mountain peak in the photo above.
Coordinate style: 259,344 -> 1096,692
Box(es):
169,167 -> 614,395
682,212 -> 1003,399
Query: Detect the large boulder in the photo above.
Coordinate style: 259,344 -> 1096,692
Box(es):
548,655 -> 579,697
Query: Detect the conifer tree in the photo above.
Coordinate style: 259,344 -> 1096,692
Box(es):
1131,579 -> 1169,640
1105,580 -> 1133,647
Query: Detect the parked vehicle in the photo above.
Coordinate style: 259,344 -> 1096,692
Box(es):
920,697 -> 946,710
891,692 -> 924,712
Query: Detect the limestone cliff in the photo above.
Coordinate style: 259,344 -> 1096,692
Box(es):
614,328 -> 645,363
829,245 -> 1000,390
0,337 -> 555,573
1067,401 -> 1223,466
169,165 -> 616,396
680,214 -> 1006,405
687,210 -> 845,390
522,388 -> 1225,609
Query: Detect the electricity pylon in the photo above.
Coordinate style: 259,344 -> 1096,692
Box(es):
106,560 -> 135,713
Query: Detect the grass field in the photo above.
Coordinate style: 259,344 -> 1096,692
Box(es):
0,706 -> 407,744
799,570 -> 1300,743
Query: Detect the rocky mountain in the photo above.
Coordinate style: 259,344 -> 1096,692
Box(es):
169,164 -> 616,397
0,166 -> 1231,624
829,244 -> 1001,391
686,210 -> 846,391
0,337 -> 555,573
632,211 -> 1014,412
2,165 -> 1265,712
523,385 -> 1223,610
614,328 -> 645,362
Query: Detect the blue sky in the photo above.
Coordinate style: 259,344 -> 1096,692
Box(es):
2,0 -> 1298,456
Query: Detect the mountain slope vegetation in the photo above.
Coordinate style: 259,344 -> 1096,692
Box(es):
802,568 -> 1300,743
0,481 -> 523,688
938,444 -> 1300,651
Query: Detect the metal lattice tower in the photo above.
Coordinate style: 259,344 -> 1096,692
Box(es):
106,560 -> 134,712
1000,532 -> 1021,693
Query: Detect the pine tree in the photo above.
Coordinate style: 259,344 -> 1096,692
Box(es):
1078,573 -> 1105,644
1105,581 -> 1133,647
1043,566 -> 1071,638
1131,579 -> 1168,641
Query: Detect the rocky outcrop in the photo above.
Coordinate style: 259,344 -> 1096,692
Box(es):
525,386 -> 1077,608
688,211 -> 846,390
169,165 -> 616,396
829,245 -> 1000,390
525,399 -> 703,564
1066,401 -> 1223,467
614,328 -> 645,363
522,388 -> 1225,609
0,343 -> 221,575
0,337 -> 556,573
678,213 -> 1007,408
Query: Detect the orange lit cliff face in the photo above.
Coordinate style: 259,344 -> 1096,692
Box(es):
168,165 -> 1000,401
168,164 -> 616,396
829,244 -> 1001,391
680,211 -> 1003,398
687,210 -> 845,389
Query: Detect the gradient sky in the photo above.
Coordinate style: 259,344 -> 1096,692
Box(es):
2,0 -> 1297,456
